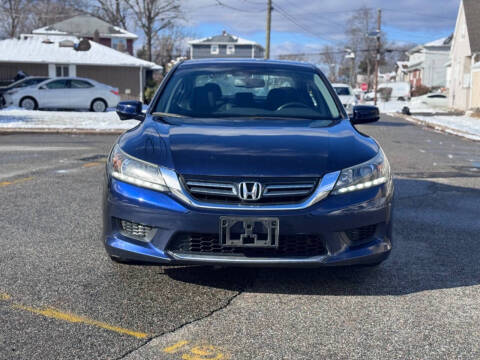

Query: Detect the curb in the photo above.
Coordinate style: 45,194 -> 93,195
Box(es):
0,128 -> 125,135
393,113 -> 479,142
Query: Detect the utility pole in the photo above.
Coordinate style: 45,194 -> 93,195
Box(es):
373,8 -> 382,105
265,0 -> 272,59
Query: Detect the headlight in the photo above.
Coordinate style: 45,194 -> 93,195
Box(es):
332,149 -> 390,195
108,145 -> 169,192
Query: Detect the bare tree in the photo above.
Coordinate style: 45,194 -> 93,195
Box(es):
344,7 -> 379,89
151,26 -> 192,72
125,0 -> 182,62
30,0 -> 77,29
0,0 -> 30,37
72,0 -> 130,29
320,45 -> 344,82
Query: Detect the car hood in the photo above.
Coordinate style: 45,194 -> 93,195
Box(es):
124,118 -> 379,178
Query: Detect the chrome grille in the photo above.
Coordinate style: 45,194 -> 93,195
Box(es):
182,177 -> 317,205
263,183 -> 316,197
185,181 -> 237,197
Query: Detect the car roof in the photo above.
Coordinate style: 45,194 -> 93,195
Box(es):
331,83 -> 351,87
179,58 -> 318,71
46,77 -> 93,81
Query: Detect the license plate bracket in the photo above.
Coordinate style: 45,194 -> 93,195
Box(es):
219,217 -> 279,248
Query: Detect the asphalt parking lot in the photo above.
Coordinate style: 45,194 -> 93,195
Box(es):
1,115 -> 479,359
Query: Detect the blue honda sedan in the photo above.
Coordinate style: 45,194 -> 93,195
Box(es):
102,59 -> 393,267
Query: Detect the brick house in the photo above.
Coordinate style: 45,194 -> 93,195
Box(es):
32,15 -> 137,55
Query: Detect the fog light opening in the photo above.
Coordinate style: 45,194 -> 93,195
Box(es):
117,218 -> 156,242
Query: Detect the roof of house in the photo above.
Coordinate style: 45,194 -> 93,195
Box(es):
407,36 -> 452,54
32,15 -> 138,39
463,0 -> 480,53
0,35 -> 160,69
188,31 -> 263,48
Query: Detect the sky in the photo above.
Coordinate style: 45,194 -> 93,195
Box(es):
181,0 -> 460,56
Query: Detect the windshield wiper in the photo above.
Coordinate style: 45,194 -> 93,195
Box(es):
151,112 -> 187,118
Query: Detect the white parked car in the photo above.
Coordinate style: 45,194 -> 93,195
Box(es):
4,77 -> 120,112
332,83 -> 357,114
411,93 -> 448,109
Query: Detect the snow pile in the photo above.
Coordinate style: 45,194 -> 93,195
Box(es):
0,108 -> 139,131
413,115 -> 480,141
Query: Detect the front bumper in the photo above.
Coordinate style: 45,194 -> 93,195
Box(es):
103,178 -> 393,267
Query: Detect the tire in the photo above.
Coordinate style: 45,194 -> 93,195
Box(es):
20,97 -> 37,110
91,99 -> 107,112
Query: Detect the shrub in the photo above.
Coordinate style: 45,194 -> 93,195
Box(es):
378,87 -> 392,102
144,80 -> 159,104
412,85 -> 431,97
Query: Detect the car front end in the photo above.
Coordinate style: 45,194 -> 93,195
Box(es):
102,60 -> 393,267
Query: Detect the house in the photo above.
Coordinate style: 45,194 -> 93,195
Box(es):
448,0 -> 480,111
395,61 -> 409,82
406,37 -> 452,89
32,15 -> 137,55
188,31 -> 264,59
0,35 -> 161,100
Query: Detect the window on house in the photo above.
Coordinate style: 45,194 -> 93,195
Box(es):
55,65 -> 69,77
226,44 -> 235,55
112,38 -> 127,52
210,44 -> 219,55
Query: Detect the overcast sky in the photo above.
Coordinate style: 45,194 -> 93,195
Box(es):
182,0 -> 459,56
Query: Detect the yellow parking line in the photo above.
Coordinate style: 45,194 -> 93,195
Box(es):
0,292 -> 148,339
0,292 -> 11,301
0,176 -> 34,187
82,161 -> 104,168
164,340 -> 190,354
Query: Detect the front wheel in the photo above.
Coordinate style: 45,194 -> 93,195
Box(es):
91,99 -> 107,112
20,97 -> 37,110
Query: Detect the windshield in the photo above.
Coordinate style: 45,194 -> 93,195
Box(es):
334,86 -> 351,96
154,64 -> 341,120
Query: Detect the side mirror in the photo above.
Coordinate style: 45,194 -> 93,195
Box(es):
351,105 -> 380,124
39,86 -> 46,90
116,100 -> 145,121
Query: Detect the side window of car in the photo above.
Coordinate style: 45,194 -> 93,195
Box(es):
46,80 -> 68,89
70,80 -> 93,88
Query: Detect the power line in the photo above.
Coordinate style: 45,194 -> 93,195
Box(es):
272,1 -> 337,44
214,0 -> 262,13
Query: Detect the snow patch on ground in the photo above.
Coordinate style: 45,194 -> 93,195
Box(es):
0,108 -> 138,130
414,115 -> 480,141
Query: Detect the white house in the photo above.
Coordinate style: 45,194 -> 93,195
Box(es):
188,31 -> 264,59
448,0 -> 480,111
406,37 -> 452,89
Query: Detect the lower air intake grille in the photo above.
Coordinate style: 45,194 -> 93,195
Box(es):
167,233 -> 326,258
345,224 -> 377,243
119,219 -> 153,239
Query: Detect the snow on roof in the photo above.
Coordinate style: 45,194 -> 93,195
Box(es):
188,32 -> 260,46
0,35 -> 161,70
424,37 -> 449,47
32,15 -> 138,39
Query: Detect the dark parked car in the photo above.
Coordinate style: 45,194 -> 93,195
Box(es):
0,76 -> 49,108
102,59 -> 393,267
